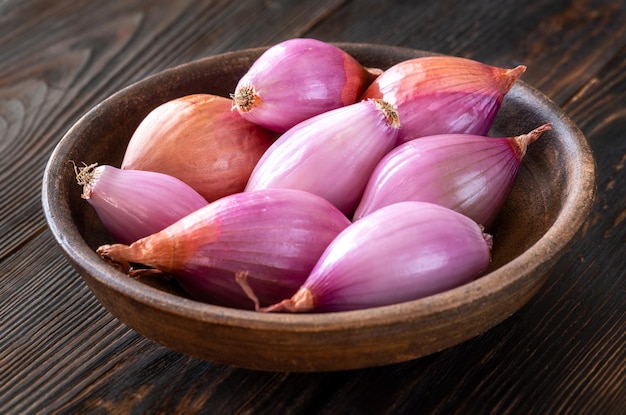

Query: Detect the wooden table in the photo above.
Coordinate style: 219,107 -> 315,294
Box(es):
1,1 -> 624,413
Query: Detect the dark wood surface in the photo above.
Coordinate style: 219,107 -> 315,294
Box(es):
1,0 -> 624,413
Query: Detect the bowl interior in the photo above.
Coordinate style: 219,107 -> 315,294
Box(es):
42,44 -> 596,371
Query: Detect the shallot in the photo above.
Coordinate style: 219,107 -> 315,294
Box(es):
354,124 -> 552,227
121,94 -> 275,202
259,201 -> 493,313
231,38 -> 377,132
361,56 -> 526,145
97,188 -> 351,309
75,163 -> 208,245
245,98 -> 400,216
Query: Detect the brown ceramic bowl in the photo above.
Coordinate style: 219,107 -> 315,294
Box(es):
42,44 -> 596,372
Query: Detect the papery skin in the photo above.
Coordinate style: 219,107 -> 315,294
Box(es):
97,188 -> 351,309
245,99 -> 399,216
232,38 -> 377,132
263,202 -> 492,313
353,124 -> 551,227
361,56 -> 526,145
79,164 -> 208,245
121,94 -> 275,202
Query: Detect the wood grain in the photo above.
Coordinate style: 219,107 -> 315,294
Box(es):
0,0 -> 624,413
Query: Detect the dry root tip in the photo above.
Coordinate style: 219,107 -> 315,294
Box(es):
96,244 -> 133,272
372,99 -> 401,129
235,271 -> 262,311
529,123 -> 552,136
512,123 -> 552,159
129,268 -> 169,280
96,243 -> 134,264
259,298 -> 298,313
96,244 -> 115,260
72,161 -> 99,199
364,66 -> 384,83
365,66 -> 384,77
73,161 -> 98,185
501,64 -> 527,92
259,288 -> 315,313
483,232 -> 494,251
231,85 -> 261,113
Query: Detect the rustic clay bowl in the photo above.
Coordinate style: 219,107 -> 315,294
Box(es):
42,44 -> 596,372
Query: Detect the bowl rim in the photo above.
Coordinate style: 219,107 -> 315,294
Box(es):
42,43 -> 597,334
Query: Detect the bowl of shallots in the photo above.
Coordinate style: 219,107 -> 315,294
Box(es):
42,40 -> 596,372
